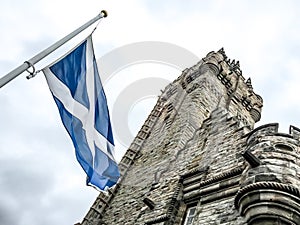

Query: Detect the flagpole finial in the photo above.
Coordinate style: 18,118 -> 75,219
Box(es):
101,10 -> 108,18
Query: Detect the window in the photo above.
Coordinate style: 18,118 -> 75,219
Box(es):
183,206 -> 197,225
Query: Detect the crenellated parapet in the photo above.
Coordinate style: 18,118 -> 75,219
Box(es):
213,48 -> 263,124
235,123 -> 300,224
161,48 -> 263,129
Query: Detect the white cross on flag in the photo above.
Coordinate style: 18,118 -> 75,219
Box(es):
43,35 -> 120,191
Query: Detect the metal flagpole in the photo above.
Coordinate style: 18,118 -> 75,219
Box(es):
0,10 -> 108,88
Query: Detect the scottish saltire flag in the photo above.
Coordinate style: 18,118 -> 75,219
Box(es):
43,36 -> 120,190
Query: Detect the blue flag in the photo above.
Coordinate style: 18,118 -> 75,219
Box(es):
43,36 -> 120,190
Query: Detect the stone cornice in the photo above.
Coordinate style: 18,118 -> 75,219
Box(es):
235,181 -> 300,209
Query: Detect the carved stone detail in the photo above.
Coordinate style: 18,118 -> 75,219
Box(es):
235,182 -> 300,225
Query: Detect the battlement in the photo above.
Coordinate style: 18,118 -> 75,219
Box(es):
159,48 -> 263,127
246,123 -> 300,144
203,49 -> 263,122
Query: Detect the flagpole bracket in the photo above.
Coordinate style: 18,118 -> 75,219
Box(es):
25,61 -> 38,79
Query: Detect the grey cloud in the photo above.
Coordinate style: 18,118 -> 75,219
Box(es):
1,1 -> 300,225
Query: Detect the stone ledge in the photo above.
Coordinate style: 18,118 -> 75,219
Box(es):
235,182 -> 300,224
235,182 -> 300,209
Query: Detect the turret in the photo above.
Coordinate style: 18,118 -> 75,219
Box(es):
235,124 -> 300,224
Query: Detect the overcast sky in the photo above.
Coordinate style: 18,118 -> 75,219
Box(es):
1,0 -> 300,224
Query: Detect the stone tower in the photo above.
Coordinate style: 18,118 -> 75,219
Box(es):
81,49 -> 300,224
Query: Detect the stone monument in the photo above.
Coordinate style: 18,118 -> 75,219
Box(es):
81,48 -> 300,225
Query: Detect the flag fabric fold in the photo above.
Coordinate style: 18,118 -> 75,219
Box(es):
43,36 -> 120,191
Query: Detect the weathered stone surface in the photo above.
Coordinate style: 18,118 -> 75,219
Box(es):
81,49 -> 300,225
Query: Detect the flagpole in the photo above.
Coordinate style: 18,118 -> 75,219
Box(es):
0,10 -> 107,88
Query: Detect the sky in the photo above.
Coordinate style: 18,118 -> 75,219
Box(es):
1,0 -> 300,224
